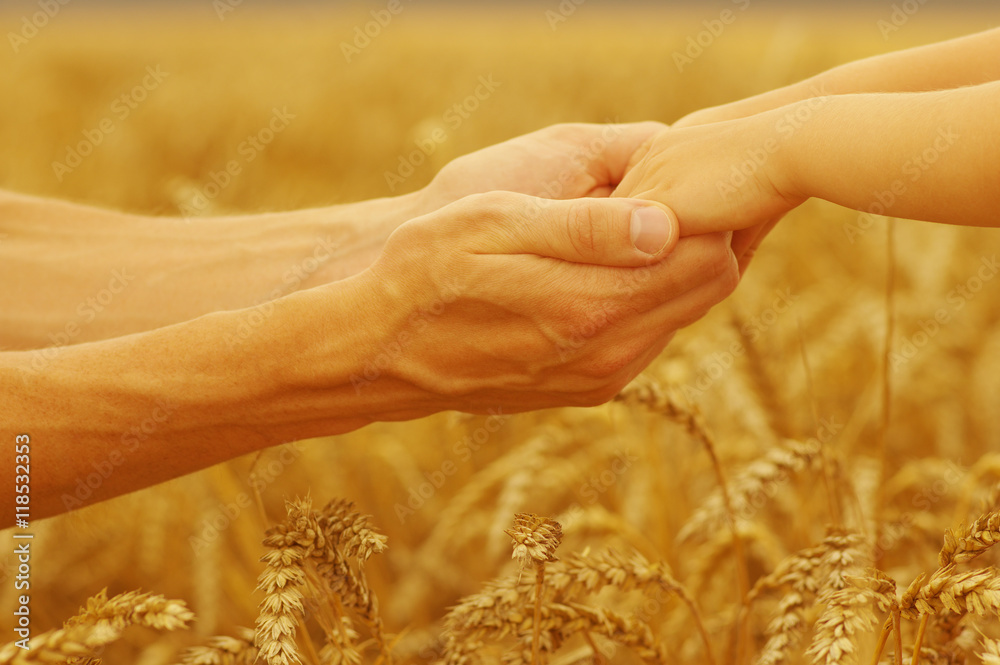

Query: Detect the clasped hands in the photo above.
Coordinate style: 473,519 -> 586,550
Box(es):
349,114 -> 799,415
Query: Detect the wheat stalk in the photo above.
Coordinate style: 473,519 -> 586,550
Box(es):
980,636 -> 1000,665
899,566 -> 1000,620
320,498 -> 389,563
0,589 -> 193,665
678,437 -> 822,542
615,378 -> 750,636
939,510 -> 1000,566
900,508 -> 1000,665
0,624 -> 120,664
66,588 -> 195,632
254,497 -> 390,665
442,544 -> 714,665
313,500 -> 389,660
806,586 -> 879,665
505,513 -> 563,665
255,498 -> 317,665
805,528 -> 870,665
179,627 -> 258,665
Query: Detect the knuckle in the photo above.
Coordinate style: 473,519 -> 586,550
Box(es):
547,122 -> 588,141
391,217 -> 433,244
380,220 -> 436,266
395,357 -> 477,400
565,201 -> 605,255
577,339 -> 645,384
447,191 -> 529,241
458,190 -> 515,221
700,233 -> 739,284
713,252 -> 741,298
576,376 -> 633,408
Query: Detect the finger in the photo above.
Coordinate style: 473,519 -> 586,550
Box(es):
530,261 -> 740,400
731,217 -> 780,258
599,238 -> 738,342
544,122 -> 666,189
534,232 -> 736,322
462,192 -> 679,267
627,231 -> 737,308
646,260 -> 740,332
732,216 -> 781,275
594,122 -> 668,184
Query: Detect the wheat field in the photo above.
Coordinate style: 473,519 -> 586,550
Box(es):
2,2 -> 1000,664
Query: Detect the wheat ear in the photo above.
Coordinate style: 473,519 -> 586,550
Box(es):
980,636 -> 1000,665
0,589 -> 193,665
805,528 -> 870,665
615,379 -> 750,616
505,513 -> 563,665
178,627 -> 258,665
255,498 -> 318,665
0,624 -> 119,664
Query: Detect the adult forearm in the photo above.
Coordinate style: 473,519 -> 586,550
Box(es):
0,190 -> 420,349
0,276 -> 417,523
777,81 -> 1000,227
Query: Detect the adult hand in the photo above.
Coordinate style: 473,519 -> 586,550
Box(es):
361,189 -> 738,413
417,122 -> 667,214
614,116 -> 802,274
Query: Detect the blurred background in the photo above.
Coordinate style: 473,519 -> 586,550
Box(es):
2,1 -> 999,663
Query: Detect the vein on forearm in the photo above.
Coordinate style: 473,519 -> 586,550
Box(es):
0,190 -> 414,349
0,277 -> 405,522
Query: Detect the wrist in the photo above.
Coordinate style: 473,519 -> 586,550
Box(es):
260,275 -> 437,435
260,190 -> 424,289
760,97 -> 829,205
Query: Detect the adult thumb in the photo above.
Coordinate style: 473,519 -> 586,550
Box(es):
493,196 -> 679,267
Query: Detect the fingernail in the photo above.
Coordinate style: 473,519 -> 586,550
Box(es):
630,206 -> 672,255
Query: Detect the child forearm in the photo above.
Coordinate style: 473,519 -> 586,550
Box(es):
678,26 -> 1000,126
821,26 -> 1000,94
776,81 -> 1000,227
